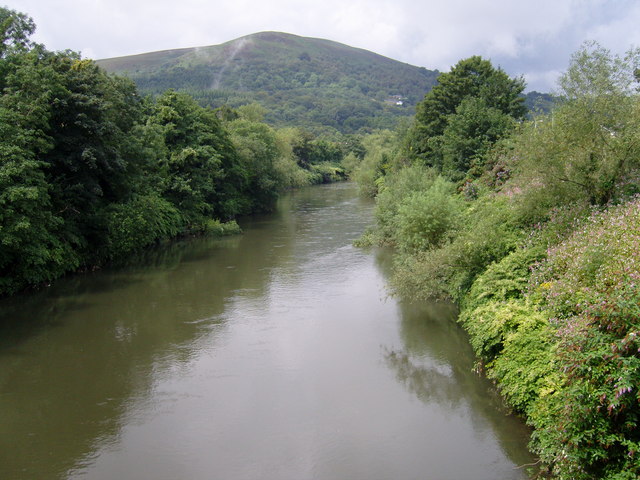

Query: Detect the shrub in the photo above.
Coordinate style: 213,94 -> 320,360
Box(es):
395,176 -> 463,253
201,219 -> 242,236
103,194 -> 184,260
529,197 -> 640,479
391,193 -> 524,302
374,164 -> 439,244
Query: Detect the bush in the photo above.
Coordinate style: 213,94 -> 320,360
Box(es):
463,245 -> 546,312
487,301 -> 559,414
391,193 -> 524,302
395,176 -> 463,253
309,162 -> 347,184
103,194 -> 184,260
529,197 -> 640,479
374,164 -> 439,244
201,219 -> 242,236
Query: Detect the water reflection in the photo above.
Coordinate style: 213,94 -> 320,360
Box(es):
377,252 -> 536,474
0,215 -> 296,479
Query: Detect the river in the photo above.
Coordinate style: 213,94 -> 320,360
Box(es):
0,182 -> 534,479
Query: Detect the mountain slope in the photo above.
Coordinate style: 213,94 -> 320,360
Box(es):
97,32 -> 439,133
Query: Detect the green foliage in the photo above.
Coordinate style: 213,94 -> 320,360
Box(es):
558,41 -> 640,99
227,117 -> 282,210
456,244 -> 559,414
510,96 -> 640,209
462,245 -> 546,312
510,43 -> 640,210
529,198 -> 640,479
394,177 -> 463,253
0,6 -> 35,57
0,9 -> 343,295
356,40 -> 640,480
308,163 -> 347,184
391,194 -> 524,302
103,194 -> 184,259
352,130 -> 402,197
97,31 -> 439,134
373,164 -> 439,243
407,55 -> 526,175
486,302 -> 559,414
0,109 -> 78,292
0,37 -> 80,292
150,89 -> 246,222
441,97 -> 516,179
201,219 -> 242,236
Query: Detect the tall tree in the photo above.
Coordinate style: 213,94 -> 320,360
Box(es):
406,56 -> 526,174
513,42 -> 640,208
0,6 -> 35,58
0,14 -> 78,292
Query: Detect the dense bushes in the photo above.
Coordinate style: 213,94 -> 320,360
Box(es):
357,43 -> 640,478
102,195 -> 184,259
528,199 -> 640,479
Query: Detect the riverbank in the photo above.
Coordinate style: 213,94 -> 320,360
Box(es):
350,42 -> 640,479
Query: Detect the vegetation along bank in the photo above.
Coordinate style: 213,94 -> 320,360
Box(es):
2,4 -> 639,478
352,44 -> 640,479
0,7 -> 354,296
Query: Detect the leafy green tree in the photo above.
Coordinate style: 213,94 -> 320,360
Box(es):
441,96 -> 516,178
395,176 -> 463,253
149,90 -> 238,223
227,118 -> 284,210
352,129 -> 400,197
0,6 -> 35,58
0,20 -> 78,292
512,42 -> 640,210
407,56 -> 525,173
558,41 -> 640,99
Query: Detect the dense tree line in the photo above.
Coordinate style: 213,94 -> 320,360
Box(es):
0,7 -> 353,295
354,44 -> 640,479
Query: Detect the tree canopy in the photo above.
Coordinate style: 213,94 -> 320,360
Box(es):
406,56 -> 526,177
0,7 -> 349,295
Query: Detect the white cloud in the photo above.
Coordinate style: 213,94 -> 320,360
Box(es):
5,0 -> 640,91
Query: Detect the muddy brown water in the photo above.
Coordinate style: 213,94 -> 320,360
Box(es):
0,182 -> 534,479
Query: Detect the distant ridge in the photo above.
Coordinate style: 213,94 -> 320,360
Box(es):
97,32 -> 440,133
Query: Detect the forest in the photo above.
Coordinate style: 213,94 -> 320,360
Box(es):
97,31 -> 441,134
0,7 -> 357,296
351,45 -> 640,479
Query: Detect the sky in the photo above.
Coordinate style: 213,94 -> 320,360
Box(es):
6,0 -> 640,92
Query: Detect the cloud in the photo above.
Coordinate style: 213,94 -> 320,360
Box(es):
6,0 -> 640,91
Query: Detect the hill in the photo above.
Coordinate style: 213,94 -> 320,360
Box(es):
97,32 -> 440,134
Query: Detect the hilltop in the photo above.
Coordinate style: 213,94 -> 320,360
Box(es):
97,32 -> 440,133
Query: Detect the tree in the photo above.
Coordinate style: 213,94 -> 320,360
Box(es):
34,55 -> 146,259
0,32 -> 79,292
441,97 -> 516,178
558,41 -> 640,99
406,56 -> 526,174
149,90 -> 244,222
0,7 -> 35,58
512,42 -> 640,209
227,118 -> 283,210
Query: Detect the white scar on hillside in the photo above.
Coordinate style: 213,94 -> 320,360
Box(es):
210,37 -> 251,89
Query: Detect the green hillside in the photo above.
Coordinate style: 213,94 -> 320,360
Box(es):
97,32 -> 439,133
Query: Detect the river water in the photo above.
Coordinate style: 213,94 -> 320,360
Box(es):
0,182 -> 534,480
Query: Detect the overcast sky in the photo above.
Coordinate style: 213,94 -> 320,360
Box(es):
6,0 -> 640,92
